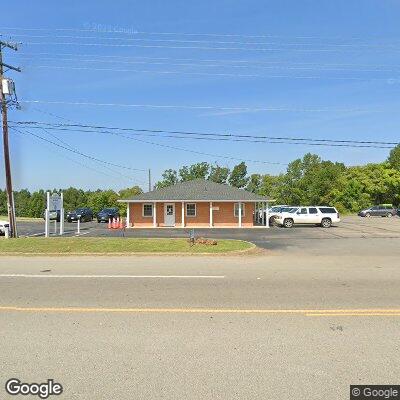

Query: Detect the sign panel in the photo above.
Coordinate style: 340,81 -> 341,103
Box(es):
49,194 -> 62,211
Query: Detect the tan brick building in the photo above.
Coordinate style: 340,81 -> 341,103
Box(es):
120,179 -> 271,228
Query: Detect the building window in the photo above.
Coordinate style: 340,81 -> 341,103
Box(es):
234,203 -> 245,217
186,203 -> 196,217
143,203 -> 153,217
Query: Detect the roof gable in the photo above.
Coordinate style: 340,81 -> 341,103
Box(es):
120,179 -> 270,202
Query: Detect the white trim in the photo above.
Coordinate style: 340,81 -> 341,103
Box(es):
234,202 -> 245,218
238,202 -> 242,227
142,203 -> 154,218
181,202 -> 185,227
209,201 -> 213,227
126,203 -> 130,227
185,203 -> 196,217
119,199 -> 270,203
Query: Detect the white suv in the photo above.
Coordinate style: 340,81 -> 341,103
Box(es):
274,206 -> 340,228
0,220 -> 10,235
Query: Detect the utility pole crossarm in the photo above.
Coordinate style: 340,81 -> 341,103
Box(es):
1,62 -> 21,73
0,40 -> 19,51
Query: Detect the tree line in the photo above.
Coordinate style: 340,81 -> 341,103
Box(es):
1,145 -> 399,217
0,187 -> 142,218
155,145 -> 400,212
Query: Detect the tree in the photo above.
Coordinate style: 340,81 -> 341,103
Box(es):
228,162 -> 249,188
179,162 -> 210,181
87,190 -> 119,214
388,144 -> 400,170
0,190 -> 7,215
208,165 -> 230,184
155,169 -> 178,189
246,174 -> 261,193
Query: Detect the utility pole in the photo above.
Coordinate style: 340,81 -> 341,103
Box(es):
148,168 -> 152,192
0,40 -> 21,238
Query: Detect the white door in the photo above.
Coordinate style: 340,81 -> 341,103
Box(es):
164,203 -> 175,227
294,207 -> 309,224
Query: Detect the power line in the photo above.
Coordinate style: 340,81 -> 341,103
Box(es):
34,126 -> 139,181
17,52 -> 399,70
16,56 -> 400,73
18,100 -> 389,113
28,65 -> 387,81
9,126 -> 147,172
22,41 -> 395,53
1,26 -> 397,41
12,128 -> 136,182
11,122 -> 288,166
7,33 -> 400,49
12,121 -> 398,148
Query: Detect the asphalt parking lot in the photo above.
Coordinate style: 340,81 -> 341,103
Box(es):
14,215 -> 400,254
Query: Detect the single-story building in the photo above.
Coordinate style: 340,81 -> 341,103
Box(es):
119,179 -> 271,228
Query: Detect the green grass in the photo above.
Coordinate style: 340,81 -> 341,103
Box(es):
0,237 -> 253,254
0,215 -> 41,222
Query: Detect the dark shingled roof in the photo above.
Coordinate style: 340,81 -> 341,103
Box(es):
120,179 -> 270,202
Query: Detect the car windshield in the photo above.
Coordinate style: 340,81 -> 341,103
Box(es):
75,208 -> 86,213
102,208 -> 115,213
270,207 -> 281,212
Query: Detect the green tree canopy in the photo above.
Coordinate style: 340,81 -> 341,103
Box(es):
228,162 -> 249,188
388,144 -> 400,170
208,165 -> 230,184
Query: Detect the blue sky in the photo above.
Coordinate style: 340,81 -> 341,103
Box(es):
2,0 -> 400,191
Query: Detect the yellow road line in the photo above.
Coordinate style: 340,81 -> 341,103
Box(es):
307,313 -> 400,317
0,306 -> 400,315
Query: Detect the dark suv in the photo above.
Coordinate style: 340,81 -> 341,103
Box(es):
97,208 -> 120,223
358,205 -> 397,218
66,207 -> 94,222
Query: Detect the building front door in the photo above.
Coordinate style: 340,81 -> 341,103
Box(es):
164,203 -> 175,227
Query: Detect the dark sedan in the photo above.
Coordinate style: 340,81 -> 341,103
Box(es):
66,207 -> 94,222
97,208 -> 120,223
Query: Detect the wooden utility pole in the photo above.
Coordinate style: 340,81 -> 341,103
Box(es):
0,40 -> 21,238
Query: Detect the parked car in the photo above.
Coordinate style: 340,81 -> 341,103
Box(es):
97,208 -> 120,223
267,205 -> 296,226
0,220 -> 10,236
42,210 -> 61,222
66,207 -> 93,222
358,205 -> 397,218
275,206 -> 340,228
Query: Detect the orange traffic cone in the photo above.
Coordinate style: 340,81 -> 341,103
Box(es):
112,218 -> 116,229
108,218 -> 112,229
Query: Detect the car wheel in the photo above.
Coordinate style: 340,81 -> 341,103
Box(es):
387,213 -> 393,218
365,212 -> 371,218
283,218 -> 294,228
321,218 -> 332,228
269,216 -> 275,226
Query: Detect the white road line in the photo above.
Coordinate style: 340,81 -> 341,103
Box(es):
0,274 -> 225,279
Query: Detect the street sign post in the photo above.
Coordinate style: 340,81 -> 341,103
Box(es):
45,191 -> 64,237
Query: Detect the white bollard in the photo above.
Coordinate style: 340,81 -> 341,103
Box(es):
77,216 -> 81,235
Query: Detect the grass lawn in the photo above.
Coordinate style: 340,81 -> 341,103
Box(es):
0,215 -> 41,222
0,237 -> 254,254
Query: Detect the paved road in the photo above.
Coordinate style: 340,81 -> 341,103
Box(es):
0,243 -> 399,399
15,215 -> 400,256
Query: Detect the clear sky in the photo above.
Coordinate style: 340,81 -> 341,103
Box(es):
2,0 -> 400,191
